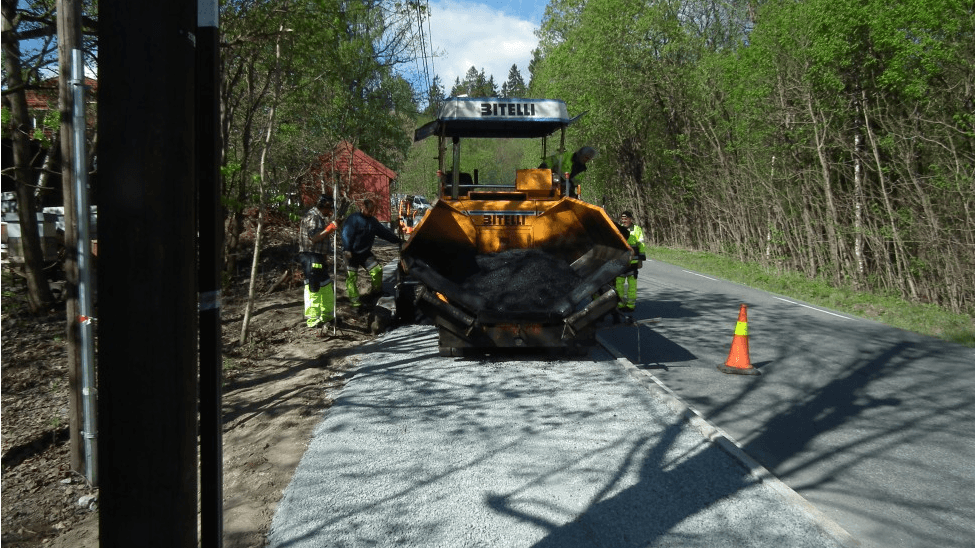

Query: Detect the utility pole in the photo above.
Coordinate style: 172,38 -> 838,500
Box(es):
96,2 -> 199,545
55,0 -> 86,478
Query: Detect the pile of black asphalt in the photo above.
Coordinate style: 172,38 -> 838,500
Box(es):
459,248 -> 581,314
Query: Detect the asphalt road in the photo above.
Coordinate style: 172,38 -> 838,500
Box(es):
596,258 -> 975,548
269,324 -> 856,547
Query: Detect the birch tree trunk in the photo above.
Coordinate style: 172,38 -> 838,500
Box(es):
240,24 -> 285,344
853,133 -> 865,286
224,64 -> 263,276
862,91 -> 917,300
806,93 -> 843,284
764,156 -> 776,261
56,0 -> 85,476
34,131 -> 60,203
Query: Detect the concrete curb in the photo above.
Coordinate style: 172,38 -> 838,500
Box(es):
596,332 -> 862,548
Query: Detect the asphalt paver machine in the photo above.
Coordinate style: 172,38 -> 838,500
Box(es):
398,97 -> 632,356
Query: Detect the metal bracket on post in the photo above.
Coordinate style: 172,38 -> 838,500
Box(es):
451,137 -> 461,199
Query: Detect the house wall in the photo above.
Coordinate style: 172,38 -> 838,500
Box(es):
357,173 -> 392,222
306,144 -> 396,223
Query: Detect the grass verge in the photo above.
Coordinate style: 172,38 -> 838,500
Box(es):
648,247 -> 975,348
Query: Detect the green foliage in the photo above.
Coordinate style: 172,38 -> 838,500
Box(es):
527,0 -> 974,313
212,0 -> 973,317
41,109 -> 59,132
499,65 -> 528,98
1,268 -> 25,315
26,109 -> 60,147
217,0 -> 424,269
221,162 -> 241,179
422,75 -> 446,115
450,67 -> 498,97
396,113 -> 440,197
221,195 -> 246,211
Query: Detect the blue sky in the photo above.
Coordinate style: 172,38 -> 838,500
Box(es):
420,0 -> 549,93
14,0 -> 549,98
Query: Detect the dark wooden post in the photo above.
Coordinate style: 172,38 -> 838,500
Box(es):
96,1 -> 199,545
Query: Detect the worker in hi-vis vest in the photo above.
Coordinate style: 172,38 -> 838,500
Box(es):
298,195 -> 339,328
539,146 -> 596,198
615,210 -> 646,312
399,196 -> 414,230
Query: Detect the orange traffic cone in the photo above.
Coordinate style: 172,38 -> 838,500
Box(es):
717,304 -> 761,376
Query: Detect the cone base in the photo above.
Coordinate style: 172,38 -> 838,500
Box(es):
717,363 -> 761,376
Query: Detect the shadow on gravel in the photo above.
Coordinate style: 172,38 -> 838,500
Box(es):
269,324 -> 848,547
486,424 -> 762,547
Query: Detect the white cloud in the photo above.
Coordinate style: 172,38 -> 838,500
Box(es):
425,0 -> 539,93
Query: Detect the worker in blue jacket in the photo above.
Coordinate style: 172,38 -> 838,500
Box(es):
616,210 -> 646,312
341,198 -> 401,308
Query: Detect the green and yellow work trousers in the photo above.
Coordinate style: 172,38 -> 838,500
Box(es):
304,281 -> 335,327
616,260 -> 642,312
615,273 -> 637,312
299,252 -> 334,327
345,252 -> 383,308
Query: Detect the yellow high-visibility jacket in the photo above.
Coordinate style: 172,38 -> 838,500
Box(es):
627,224 -> 647,266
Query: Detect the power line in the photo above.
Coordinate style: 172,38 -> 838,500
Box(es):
425,0 -> 435,89
414,2 -> 429,95
413,0 -> 435,105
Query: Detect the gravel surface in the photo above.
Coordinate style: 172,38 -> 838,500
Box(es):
269,324 -> 849,547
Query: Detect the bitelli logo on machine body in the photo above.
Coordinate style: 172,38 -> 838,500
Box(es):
469,210 -> 538,226
479,102 -> 537,117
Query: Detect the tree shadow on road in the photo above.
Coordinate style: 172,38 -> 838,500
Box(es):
622,286 -> 975,548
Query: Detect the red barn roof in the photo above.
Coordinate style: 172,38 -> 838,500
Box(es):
23,77 -> 99,110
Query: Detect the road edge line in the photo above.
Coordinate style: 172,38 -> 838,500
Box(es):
596,333 -> 862,548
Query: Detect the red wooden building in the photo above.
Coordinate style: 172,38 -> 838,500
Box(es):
23,77 -> 99,139
304,142 -> 397,222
